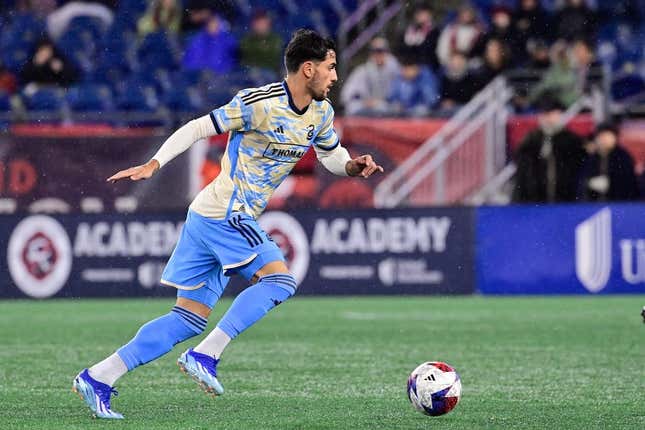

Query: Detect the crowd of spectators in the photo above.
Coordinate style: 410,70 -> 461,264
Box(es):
0,0 -> 335,118
341,0 -> 641,117
513,97 -> 641,202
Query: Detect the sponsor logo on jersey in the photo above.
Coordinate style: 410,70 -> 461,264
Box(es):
263,142 -> 309,163
7,215 -> 72,298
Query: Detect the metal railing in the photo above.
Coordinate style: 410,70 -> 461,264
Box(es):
337,0 -> 403,68
373,76 -> 512,208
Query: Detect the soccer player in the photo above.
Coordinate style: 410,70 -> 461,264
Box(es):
72,29 -> 383,419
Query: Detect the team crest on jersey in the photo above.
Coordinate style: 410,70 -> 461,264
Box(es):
306,124 -> 315,140
263,142 -> 308,163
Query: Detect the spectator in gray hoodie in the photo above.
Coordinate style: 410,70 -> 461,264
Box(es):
341,37 -> 399,116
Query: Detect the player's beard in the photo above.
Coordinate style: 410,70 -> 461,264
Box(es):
308,73 -> 327,101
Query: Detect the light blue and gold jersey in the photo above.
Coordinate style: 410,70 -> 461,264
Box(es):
190,81 -> 339,220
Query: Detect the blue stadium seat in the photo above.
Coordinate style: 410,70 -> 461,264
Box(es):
66,83 -> 113,112
0,91 -> 11,111
22,87 -> 64,111
137,31 -> 179,71
162,84 -> 203,112
114,79 -> 159,112
611,73 -> 645,100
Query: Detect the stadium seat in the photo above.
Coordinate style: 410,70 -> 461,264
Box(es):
137,31 -> 179,71
66,83 -> 113,112
162,84 -> 203,112
22,87 -> 64,111
114,79 -> 158,112
0,90 -> 11,111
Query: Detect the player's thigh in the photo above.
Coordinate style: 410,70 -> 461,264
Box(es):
192,210 -> 286,280
162,217 -> 224,310
176,264 -> 229,311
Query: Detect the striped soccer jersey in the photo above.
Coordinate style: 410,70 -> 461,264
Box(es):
190,80 -> 339,219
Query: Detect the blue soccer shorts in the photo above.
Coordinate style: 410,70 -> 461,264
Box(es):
160,209 -> 285,308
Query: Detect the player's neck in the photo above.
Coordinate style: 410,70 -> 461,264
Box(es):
284,77 -> 312,112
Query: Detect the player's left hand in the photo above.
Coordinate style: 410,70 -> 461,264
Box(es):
346,154 -> 384,178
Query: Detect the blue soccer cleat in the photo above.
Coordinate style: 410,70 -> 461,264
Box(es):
72,369 -> 124,419
177,348 -> 224,397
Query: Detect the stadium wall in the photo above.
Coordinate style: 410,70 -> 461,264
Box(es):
1,204 -> 643,299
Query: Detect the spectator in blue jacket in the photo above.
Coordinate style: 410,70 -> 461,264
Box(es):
387,55 -> 439,117
182,14 -> 237,74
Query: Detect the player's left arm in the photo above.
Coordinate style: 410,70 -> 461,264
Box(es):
314,104 -> 383,178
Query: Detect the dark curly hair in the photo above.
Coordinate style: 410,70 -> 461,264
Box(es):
284,29 -> 336,73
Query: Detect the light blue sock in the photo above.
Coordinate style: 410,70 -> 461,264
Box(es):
217,274 -> 296,339
117,306 -> 207,371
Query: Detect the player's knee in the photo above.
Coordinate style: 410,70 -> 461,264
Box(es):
171,306 -> 207,337
259,273 -> 297,300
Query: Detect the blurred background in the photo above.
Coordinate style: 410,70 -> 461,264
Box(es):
0,0 -> 644,299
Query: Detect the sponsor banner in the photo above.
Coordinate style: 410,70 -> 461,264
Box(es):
477,204 -> 645,294
258,207 -> 475,295
0,213 -> 185,299
0,130 -> 191,213
0,207 -> 475,298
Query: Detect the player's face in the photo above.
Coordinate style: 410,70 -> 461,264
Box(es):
309,50 -> 337,101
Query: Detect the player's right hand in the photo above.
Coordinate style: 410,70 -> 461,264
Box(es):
107,159 -> 160,183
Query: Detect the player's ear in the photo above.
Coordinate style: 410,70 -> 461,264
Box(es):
302,61 -> 314,79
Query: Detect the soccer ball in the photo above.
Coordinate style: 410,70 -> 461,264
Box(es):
407,361 -> 461,416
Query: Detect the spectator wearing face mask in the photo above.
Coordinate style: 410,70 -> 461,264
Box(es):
578,122 -> 640,201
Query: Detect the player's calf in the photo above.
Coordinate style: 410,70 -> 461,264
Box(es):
179,273 -> 297,396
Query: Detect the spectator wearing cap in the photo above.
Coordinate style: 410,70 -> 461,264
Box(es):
386,54 -> 439,117
397,5 -> 440,70
182,14 -> 237,75
239,10 -> 284,74
341,37 -> 400,116
578,122 -> 640,201
436,3 -> 484,68
513,98 -> 587,203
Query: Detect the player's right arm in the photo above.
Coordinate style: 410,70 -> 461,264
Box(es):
107,92 -> 262,183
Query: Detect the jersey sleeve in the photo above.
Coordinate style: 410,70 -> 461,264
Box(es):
314,102 -> 340,151
209,92 -> 266,133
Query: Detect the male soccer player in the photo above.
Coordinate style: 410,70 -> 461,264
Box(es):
72,29 -> 383,419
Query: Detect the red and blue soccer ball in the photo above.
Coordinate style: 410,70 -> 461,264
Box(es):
407,361 -> 461,416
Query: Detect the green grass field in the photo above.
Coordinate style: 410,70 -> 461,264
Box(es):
0,296 -> 643,429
